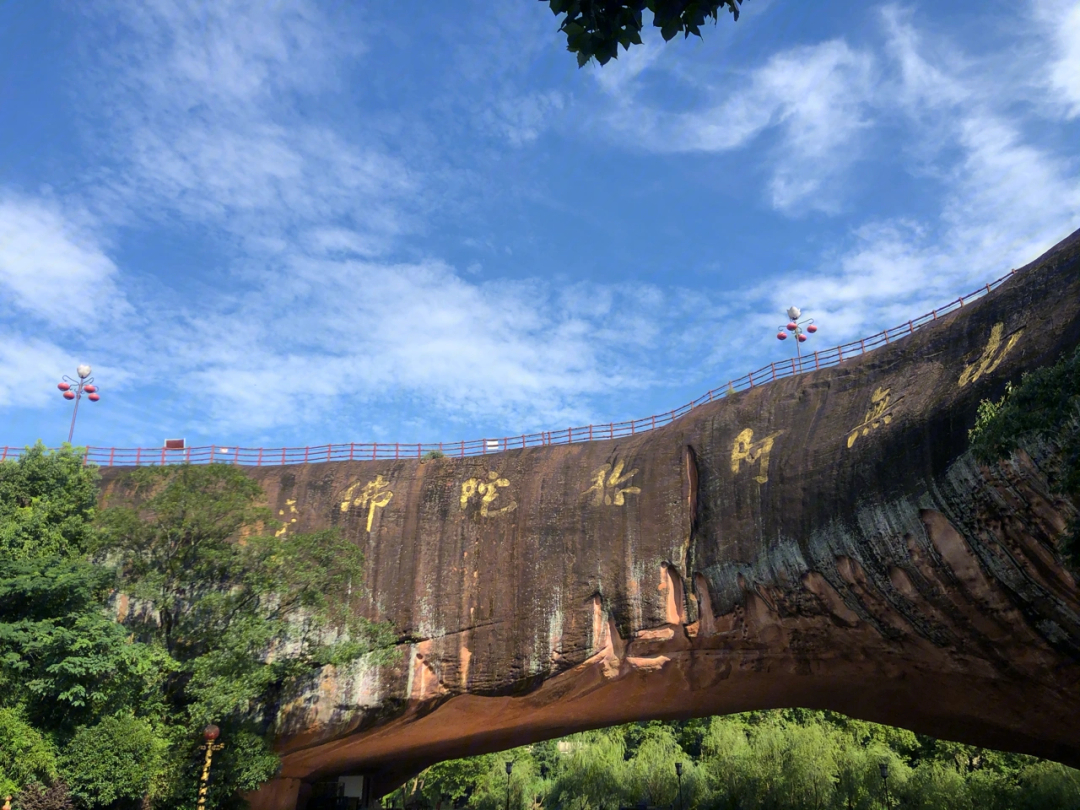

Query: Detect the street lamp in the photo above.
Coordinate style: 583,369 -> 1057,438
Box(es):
505,761 -> 513,810
775,305 -> 819,365
675,762 -> 684,810
879,761 -> 890,808
197,724 -> 224,810
57,364 -> 101,443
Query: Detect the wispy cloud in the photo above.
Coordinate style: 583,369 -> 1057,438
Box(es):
2,0 -> 1077,448
596,38 -> 878,213
718,5 -> 1080,355
1032,0 -> 1080,118
0,192 -> 129,327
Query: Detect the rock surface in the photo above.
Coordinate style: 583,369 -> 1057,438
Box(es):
106,229 -> 1080,810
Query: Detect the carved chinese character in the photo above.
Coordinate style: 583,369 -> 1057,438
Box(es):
275,498 -> 298,538
958,322 -> 1024,388
847,387 -> 903,449
340,475 -> 394,532
730,428 -> 783,484
584,459 -> 641,506
461,471 -> 517,517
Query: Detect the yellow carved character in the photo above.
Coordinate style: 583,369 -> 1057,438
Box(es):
958,322 -> 1023,388
584,459 -> 642,506
340,475 -> 394,532
846,387 -> 898,449
461,471 -> 517,517
275,498 -> 298,538
730,428 -> 782,484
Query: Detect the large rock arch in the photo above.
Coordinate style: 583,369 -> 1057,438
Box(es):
110,230 -> 1080,810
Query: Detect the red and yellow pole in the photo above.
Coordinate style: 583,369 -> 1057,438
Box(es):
197,724 -> 225,810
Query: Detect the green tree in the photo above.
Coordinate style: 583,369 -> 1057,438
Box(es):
625,725 -> 686,808
412,753 -> 498,807
897,762 -> 970,810
0,555 -> 170,734
546,730 -> 628,810
0,443 -> 99,560
60,714 -> 166,809
541,0 -> 747,67
93,463 -> 395,808
1015,760 -> 1080,809
0,707 -> 58,799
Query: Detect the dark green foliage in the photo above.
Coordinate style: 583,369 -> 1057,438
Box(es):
0,556 -> 168,733
60,714 -> 165,808
0,708 -> 58,799
94,463 -> 394,730
541,0 -> 745,66
0,443 -> 99,560
968,344 -> 1080,567
0,453 -> 393,807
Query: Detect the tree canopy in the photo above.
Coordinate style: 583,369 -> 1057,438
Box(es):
540,0 -> 746,67
0,448 -> 393,809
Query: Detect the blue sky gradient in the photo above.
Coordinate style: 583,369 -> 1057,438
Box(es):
1,0 -> 1078,451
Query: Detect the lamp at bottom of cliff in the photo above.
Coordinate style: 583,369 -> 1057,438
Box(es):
197,724 -> 225,810
57,364 -> 101,444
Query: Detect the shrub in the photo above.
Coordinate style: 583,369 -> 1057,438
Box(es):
60,715 -> 165,808
0,708 -> 57,798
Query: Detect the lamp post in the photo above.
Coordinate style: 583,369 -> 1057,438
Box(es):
505,761 -> 513,810
775,306 -> 819,364
675,762 -> 683,810
197,724 -> 225,810
879,761 -> 890,808
57,364 -> 101,443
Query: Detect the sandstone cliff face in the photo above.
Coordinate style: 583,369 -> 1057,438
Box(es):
104,230 -> 1080,810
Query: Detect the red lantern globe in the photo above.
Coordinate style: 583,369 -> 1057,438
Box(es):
87,393 -> 100,401
797,333 -> 807,342
57,382 -> 70,391
63,390 -> 75,400
786,322 -> 798,331
776,332 -> 787,340
83,385 -> 97,393
204,724 -> 221,741
807,324 -> 818,333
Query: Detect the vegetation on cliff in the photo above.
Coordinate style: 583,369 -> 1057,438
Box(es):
969,343 -> 1080,567
0,444 -> 392,809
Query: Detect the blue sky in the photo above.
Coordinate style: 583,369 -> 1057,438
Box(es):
1,0 -> 1078,452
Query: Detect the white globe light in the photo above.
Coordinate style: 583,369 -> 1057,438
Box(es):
786,306 -> 801,320
76,364 -> 92,379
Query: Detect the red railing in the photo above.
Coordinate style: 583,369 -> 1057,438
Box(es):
0,268 -> 1018,468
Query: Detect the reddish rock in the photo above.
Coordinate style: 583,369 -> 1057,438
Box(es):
103,229 -> 1080,809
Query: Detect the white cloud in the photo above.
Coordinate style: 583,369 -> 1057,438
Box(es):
78,0 -> 410,248
145,256 -> 667,434
484,91 -> 567,146
725,8 -> 1080,351
597,39 -> 878,213
0,335 -> 81,409
0,194 -> 128,327
1032,0 -> 1080,118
